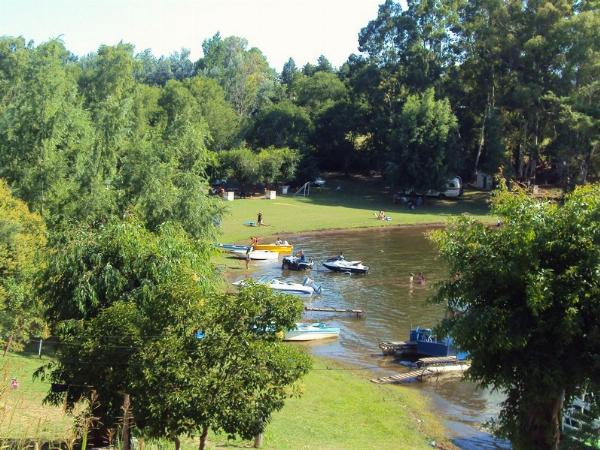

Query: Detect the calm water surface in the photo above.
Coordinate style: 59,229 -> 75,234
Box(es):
231,226 -> 508,448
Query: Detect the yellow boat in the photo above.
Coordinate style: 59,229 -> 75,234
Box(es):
253,243 -> 293,254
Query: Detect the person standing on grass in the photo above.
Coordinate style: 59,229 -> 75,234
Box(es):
245,246 -> 252,270
257,211 -> 263,226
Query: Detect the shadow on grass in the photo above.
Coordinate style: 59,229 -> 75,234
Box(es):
293,174 -> 491,218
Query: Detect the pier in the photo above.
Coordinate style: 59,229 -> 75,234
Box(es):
304,306 -> 365,318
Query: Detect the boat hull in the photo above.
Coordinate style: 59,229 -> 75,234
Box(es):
322,262 -> 368,274
284,323 -> 340,341
230,249 -> 279,260
254,243 -> 293,253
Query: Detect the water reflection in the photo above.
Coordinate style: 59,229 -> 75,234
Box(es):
233,226 -> 508,448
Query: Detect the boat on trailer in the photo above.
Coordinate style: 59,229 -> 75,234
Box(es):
284,323 -> 340,341
322,255 -> 369,274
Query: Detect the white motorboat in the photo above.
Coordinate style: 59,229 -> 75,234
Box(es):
284,323 -> 340,341
322,255 -> 369,274
233,277 -> 321,296
228,249 -> 278,260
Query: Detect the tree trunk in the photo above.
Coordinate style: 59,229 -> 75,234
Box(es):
174,437 -> 180,450
198,425 -> 209,450
524,390 -> 564,450
121,393 -> 131,450
254,432 -> 264,448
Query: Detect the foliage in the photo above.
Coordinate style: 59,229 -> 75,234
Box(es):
387,88 -> 461,191
430,184 -> 600,449
197,33 -> 276,117
37,218 -> 217,443
133,283 -> 311,450
218,147 -> 300,189
246,100 -> 312,150
0,179 -> 47,351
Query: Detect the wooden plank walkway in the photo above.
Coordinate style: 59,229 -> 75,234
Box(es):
370,368 -> 432,384
304,306 -> 365,318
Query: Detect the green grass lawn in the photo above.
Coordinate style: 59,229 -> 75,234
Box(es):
1,353 -> 454,449
184,358 -> 453,450
0,353 -> 75,441
218,175 -> 493,243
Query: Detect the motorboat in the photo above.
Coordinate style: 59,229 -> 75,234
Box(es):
253,243 -> 293,254
217,243 -> 249,252
282,255 -> 313,271
228,249 -> 278,260
284,323 -> 340,341
322,255 -> 369,274
233,277 -> 321,296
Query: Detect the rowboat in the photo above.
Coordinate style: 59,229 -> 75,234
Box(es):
228,249 -> 279,260
284,323 -> 340,341
253,243 -> 293,254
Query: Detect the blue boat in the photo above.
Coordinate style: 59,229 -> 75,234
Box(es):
217,243 -> 250,251
410,327 -> 468,360
380,327 -> 468,359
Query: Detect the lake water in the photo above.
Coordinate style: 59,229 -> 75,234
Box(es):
230,226 -> 508,449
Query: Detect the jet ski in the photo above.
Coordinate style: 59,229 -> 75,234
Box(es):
322,255 -> 369,274
282,255 -> 314,271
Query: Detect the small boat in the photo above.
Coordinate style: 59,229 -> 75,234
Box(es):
322,255 -> 369,274
379,327 -> 468,359
282,255 -> 313,270
284,322 -> 340,341
253,243 -> 293,254
228,249 -> 279,260
233,277 -> 321,296
217,243 -> 249,252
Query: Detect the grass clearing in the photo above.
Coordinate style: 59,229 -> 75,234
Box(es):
184,358 -> 453,450
0,353 -> 75,440
218,175 -> 493,243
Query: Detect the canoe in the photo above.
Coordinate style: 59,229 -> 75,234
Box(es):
284,323 -> 340,341
253,243 -> 293,254
229,249 -> 279,260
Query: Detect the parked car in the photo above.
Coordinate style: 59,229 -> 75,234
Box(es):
313,177 -> 326,187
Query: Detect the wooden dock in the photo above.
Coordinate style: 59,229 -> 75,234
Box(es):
304,306 -> 365,318
370,356 -> 470,384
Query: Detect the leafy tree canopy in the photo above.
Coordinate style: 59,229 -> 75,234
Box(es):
431,184 -> 600,449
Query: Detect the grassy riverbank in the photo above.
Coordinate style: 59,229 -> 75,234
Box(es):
198,358 -> 452,450
2,353 -> 454,449
218,175 -> 493,243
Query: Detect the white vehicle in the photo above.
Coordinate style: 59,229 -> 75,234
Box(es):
426,177 -> 463,198
313,177 -> 326,186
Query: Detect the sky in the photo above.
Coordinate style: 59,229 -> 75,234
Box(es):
0,0 -> 385,70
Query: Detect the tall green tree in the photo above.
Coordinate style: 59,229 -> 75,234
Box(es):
0,38 -> 94,223
0,179 -> 47,352
197,33 -> 276,117
132,284 -> 311,450
388,88 -> 461,192
431,184 -> 600,449
38,218 -> 217,445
